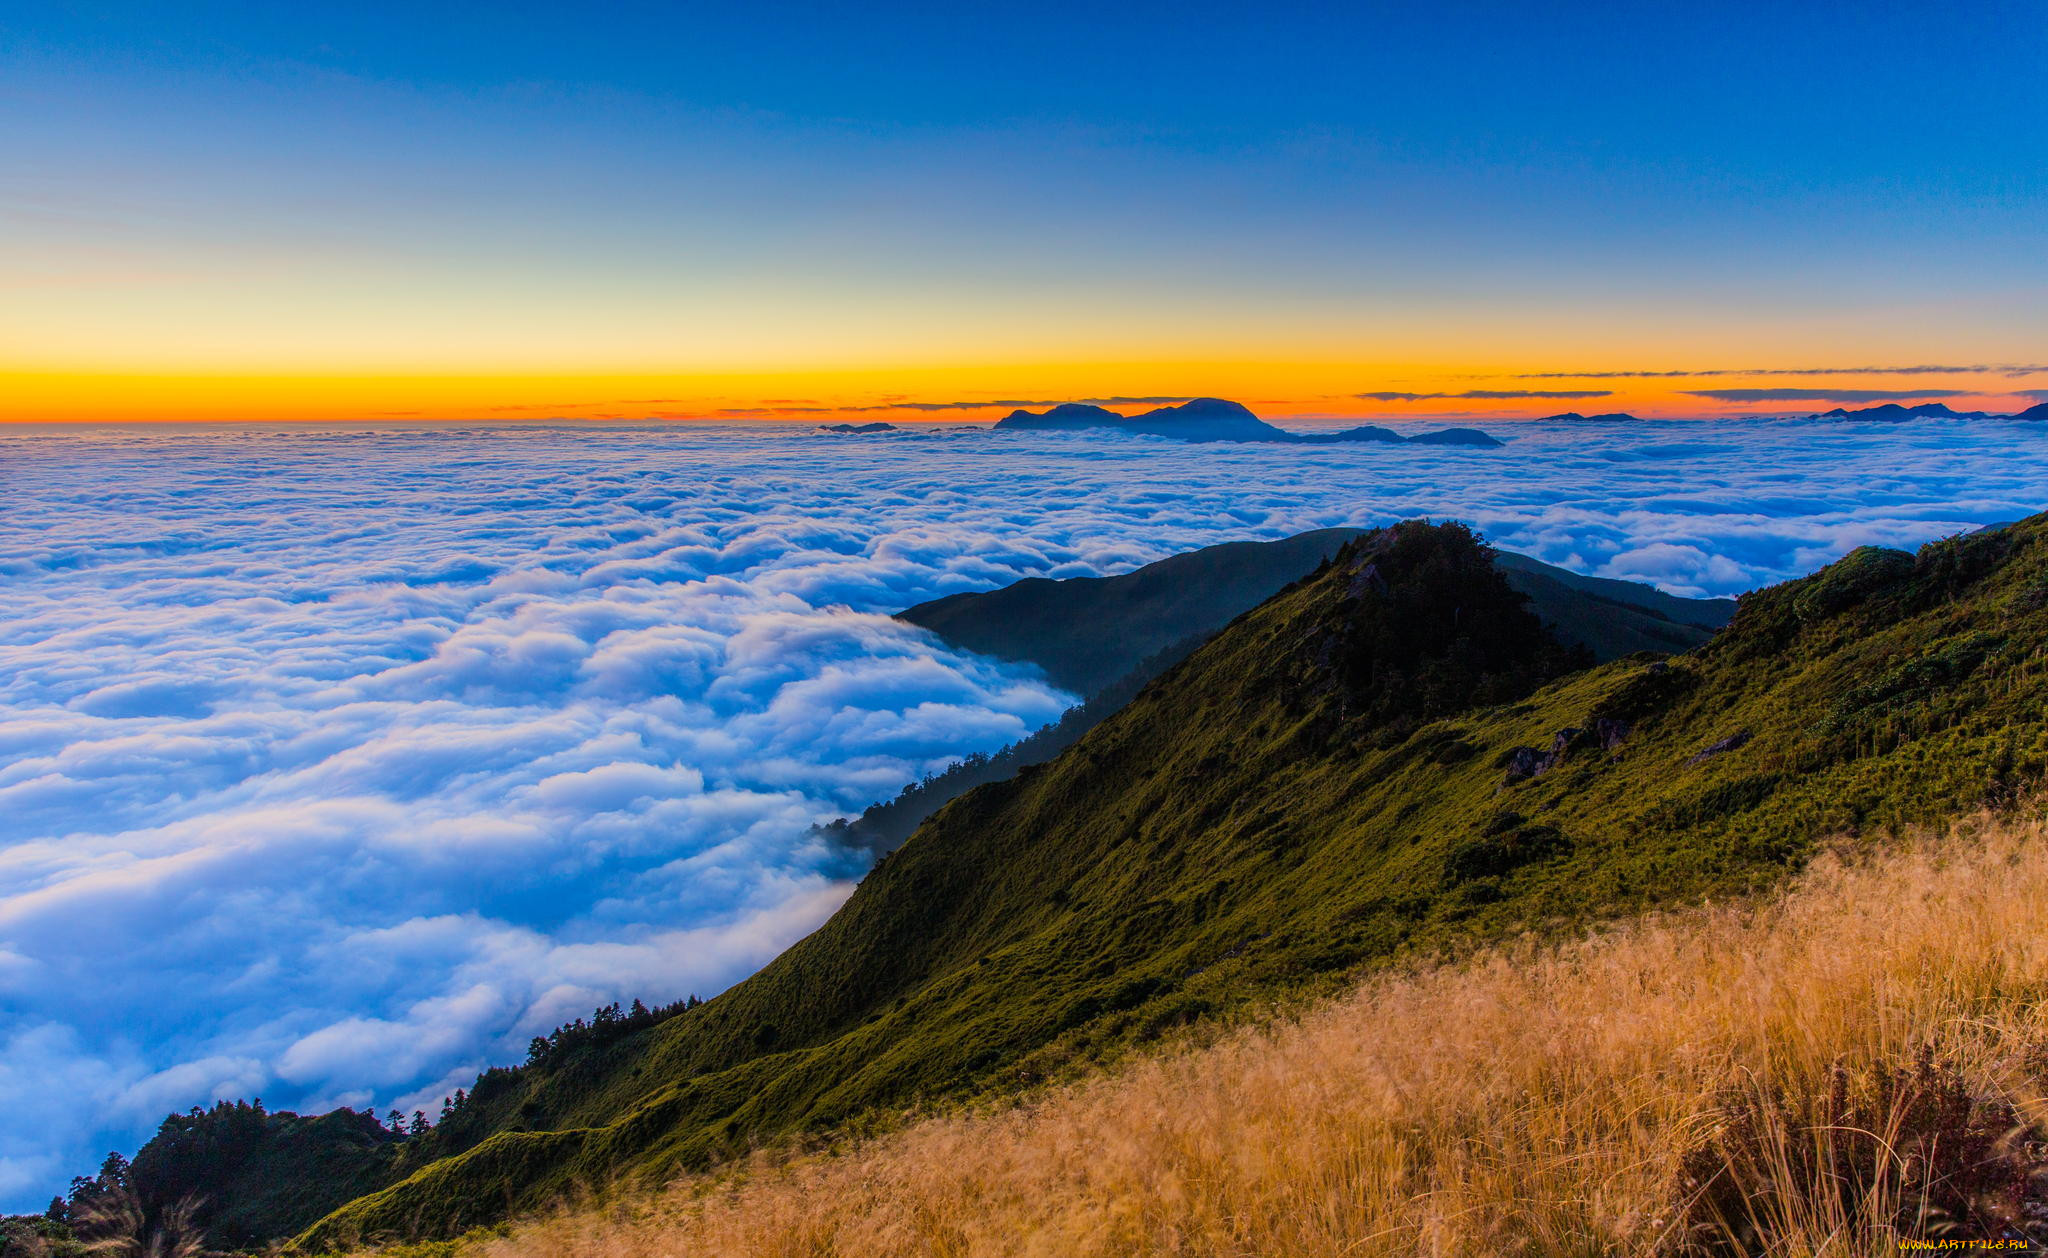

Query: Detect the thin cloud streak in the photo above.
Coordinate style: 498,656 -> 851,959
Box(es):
1681,387 -> 1974,403
1514,365 -> 2048,379
1354,389 -> 1613,401
714,396 -> 1202,417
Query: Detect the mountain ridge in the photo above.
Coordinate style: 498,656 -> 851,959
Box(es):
63,516 -> 2048,1252
288,514 -> 2048,1248
1809,400 -> 2037,421
899,528 -> 1733,696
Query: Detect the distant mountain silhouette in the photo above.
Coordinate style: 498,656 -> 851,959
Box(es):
817,422 -> 897,433
1536,411 -> 1643,423
2011,401 -> 2048,422
992,402 -> 1125,430
1121,398 -> 1289,441
1406,427 -> 1510,446
1293,424 -> 1403,444
1814,402 -> 1997,421
993,397 -> 1504,448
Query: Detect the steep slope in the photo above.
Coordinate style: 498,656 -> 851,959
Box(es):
1490,550 -> 1734,655
295,516 -> 2048,1247
900,528 -> 1733,694
828,532 -> 1731,857
899,528 -> 1366,695
366,816 -> 2048,1258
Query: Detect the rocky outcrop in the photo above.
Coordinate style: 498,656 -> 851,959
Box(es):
1684,731 -> 1752,767
1501,718 -> 1632,785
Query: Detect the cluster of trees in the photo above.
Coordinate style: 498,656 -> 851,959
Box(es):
38,1099 -> 408,1252
63,1149 -> 135,1219
390,997 -> 705,1164
14,1147 -> 196,1258
1322,523 -> 1589,733
523,997 -> 699,1069
2,1196 -> 83,1258
36,990 -> 715,1247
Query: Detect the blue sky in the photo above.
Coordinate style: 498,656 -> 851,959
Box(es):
4,1 -> 2046,421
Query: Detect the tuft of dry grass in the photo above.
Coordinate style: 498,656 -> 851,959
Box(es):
374,814 -> 2048,1257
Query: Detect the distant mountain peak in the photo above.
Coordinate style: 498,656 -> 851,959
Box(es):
1122,398 -> 1285,442
1537,411 -> 1642,423
1407,427 -> 1507,447
1039,402 -> 1121,420
1132,397 -> 1261,422
993,402 -> 1122,429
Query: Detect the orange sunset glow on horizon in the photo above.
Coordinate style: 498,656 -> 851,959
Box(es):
8,362 -> 2047,425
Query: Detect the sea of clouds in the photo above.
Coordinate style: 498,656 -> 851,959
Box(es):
1,416 -> 2043,1204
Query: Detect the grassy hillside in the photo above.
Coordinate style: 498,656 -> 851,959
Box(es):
897,527 -> 1371,694
828,529 -> 1734,856
1491,548 -> 1734,653
294,515 -> 2048,1248
358,810 -> 2048,1257
899,527 -> 1732,695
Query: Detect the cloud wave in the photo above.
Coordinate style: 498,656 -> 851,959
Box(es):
1,417 -> 2045,1205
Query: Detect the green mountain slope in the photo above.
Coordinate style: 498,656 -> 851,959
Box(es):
900,528 -> 1732,694
1490,549 -> 1734,656
289,516 -> 2048,1248
823,531 -> 1733,856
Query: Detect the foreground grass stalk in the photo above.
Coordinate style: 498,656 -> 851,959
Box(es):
366,812 -> 2048,1257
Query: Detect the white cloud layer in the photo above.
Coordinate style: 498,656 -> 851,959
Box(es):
1,416 -> 2043,1205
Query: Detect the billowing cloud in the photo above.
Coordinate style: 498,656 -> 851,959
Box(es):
1681,388 -> 1973,403
1515,364 -> 2048,379
2,418 -> 2046,1207
1355,389 -> 1613,402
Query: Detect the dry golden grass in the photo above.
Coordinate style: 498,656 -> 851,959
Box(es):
382,813 -> 2048,1257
